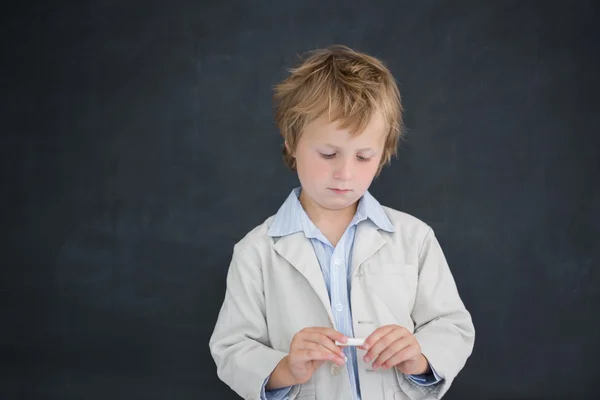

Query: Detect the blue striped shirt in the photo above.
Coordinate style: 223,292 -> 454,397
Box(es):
262,187 -> 441,400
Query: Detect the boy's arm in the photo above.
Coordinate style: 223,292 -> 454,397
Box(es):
397,227 -> 475,399
261,376 -> 292,400
209,243 -> 296,400
406,363 -> 443,386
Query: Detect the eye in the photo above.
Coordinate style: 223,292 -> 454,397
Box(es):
357,155 -> 372,162
320,152 -> 336,159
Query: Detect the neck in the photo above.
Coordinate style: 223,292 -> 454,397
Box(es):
299,190 -> 357,228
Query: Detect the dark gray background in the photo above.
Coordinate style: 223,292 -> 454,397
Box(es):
2,0 -> 599,399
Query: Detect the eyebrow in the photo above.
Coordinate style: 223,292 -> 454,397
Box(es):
323,143 -> 375,152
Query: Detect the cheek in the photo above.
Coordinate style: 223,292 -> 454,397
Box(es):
297,155 -> 329,181
309,159 -> 331,180
356,162 -> 379,183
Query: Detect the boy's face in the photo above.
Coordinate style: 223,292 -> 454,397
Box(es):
290,112 -> 387,213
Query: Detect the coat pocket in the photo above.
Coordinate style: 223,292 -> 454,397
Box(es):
363,263 -> 419,313
393,391 -> 410,400
367,262 -> 418,276
293,383 -> 316,399
295,394 -> 315,399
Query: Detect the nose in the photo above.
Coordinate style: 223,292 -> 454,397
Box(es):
333,157 -> 353,181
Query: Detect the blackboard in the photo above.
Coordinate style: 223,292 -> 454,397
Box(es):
2,1 -> 599,398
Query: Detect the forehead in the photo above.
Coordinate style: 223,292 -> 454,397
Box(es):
302,112 -> 387,146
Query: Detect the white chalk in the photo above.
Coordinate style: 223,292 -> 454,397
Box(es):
336,338 -> 365,347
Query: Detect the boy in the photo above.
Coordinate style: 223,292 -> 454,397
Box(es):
209,45 -> 475,400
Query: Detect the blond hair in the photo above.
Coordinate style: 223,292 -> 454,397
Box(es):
273,45 -> 403,174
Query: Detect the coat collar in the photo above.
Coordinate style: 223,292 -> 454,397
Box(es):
269,187 -> 394,322
267,187 -> 395,240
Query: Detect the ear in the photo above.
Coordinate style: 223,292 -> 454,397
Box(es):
284,141 -> 295,157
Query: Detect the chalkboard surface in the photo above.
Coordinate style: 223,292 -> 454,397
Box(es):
2,1 -> 599,399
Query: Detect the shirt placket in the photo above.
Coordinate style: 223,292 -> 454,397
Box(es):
330,240 -> 360,400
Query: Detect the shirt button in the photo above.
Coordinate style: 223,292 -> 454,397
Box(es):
334,258 -> 341,265
331,364 -> 340,376
335,303 -> 343,312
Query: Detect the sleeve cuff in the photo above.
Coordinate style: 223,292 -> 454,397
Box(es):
406,361 -> 443,387
260,377 -> 293,400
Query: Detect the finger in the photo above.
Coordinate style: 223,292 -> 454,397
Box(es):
371,337 -> 412,369
303,327 -> 348,344
381,345 -> 420,370
295,349 -> 346,366
295,332 -> 345,358
297,340 -> 345,360
362,325 -> 397,350
363,327 -> 408,364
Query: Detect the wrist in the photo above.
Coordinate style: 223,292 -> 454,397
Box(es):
266,356 -> 299,390
415,354 -> 431,375
395,353 -> 431,375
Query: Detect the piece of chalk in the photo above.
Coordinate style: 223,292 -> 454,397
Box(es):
336,338 -> 365,347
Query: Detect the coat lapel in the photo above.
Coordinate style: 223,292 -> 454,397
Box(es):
350,219 -> 388,276
273,232 -> 335,324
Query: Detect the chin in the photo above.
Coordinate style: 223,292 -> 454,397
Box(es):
321,197 -> 357,211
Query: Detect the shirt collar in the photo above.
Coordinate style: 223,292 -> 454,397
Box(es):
267,187 -> 395,238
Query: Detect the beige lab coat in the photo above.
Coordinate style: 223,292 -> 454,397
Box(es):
209,207 -> 475,400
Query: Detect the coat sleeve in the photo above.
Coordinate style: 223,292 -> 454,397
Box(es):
209,242 -> 291,400
397,227 -> 475,399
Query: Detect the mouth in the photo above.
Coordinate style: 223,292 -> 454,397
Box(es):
329,188 -> 352,194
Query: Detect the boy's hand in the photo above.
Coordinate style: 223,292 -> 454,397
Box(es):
268,327 -> 347,389
360,325 -> 430,375
287,327 -> 348,383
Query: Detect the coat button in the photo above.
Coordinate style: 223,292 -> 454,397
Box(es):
331,364 -> 340,376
